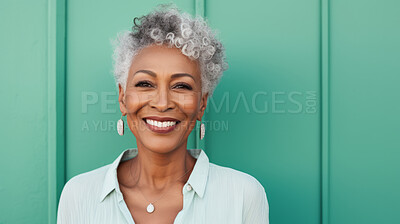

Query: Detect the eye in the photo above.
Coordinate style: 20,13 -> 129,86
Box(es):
173,82 -> 193,90
135,80 -> 154,88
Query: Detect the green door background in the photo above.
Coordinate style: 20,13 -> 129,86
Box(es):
1,0 -> 399,223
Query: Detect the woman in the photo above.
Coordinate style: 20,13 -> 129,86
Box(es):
58,4 -> 269,224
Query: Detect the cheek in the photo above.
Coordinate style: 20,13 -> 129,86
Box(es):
124,91 -> 149,113
175,93 -> 200,117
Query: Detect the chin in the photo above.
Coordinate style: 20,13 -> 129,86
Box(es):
138,135 -> 186,154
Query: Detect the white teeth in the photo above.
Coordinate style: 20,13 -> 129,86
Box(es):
145,119 -> 177,128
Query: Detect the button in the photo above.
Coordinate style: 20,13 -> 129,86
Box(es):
186,184 -> 192,191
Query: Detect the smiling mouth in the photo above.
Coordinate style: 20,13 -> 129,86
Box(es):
142,118 -> 181,134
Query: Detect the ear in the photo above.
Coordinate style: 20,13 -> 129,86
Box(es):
197,92 -> 209,121
118,84 -> 127,116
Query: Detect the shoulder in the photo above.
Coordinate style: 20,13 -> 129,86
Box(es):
64,164 -> 109,193
209,163 -> 269,204
58,164 -> 110,206
208,163 -> 269,223
57,165 -> 110,223
209,162 -> 266,193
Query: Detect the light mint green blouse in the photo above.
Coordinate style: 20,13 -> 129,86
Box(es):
57,148 -> 269,223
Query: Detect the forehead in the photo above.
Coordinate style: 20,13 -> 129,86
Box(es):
129,44 -> 200,78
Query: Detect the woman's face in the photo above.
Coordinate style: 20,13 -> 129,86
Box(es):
118,44 -> 208,154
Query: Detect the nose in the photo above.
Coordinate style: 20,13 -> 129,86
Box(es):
148,86 -> 174,112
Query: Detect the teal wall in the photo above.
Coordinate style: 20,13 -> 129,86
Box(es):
1,0 -> 399,224
206,0 -> 321,223
0,0 -> 65,223
329,1 -> 400,223
1,1 -> 49,223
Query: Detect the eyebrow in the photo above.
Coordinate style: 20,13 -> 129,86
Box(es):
133,69 -> 195,81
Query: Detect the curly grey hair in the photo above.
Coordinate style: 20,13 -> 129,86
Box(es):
112,4 -> 228,96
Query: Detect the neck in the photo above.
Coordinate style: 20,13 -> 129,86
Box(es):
131,142 -> 196,190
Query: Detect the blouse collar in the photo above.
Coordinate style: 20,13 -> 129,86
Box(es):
99,148 -> 210,203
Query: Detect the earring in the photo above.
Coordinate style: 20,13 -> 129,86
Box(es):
117,114 -> 124,136
200,122 -> 205,140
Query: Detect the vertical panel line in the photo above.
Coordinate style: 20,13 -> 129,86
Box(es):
47,0 -> 56,222
195,0 -> 205,17
320,0 -> 330,223
48,0 -> 66,222
195,0 -> 206,150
